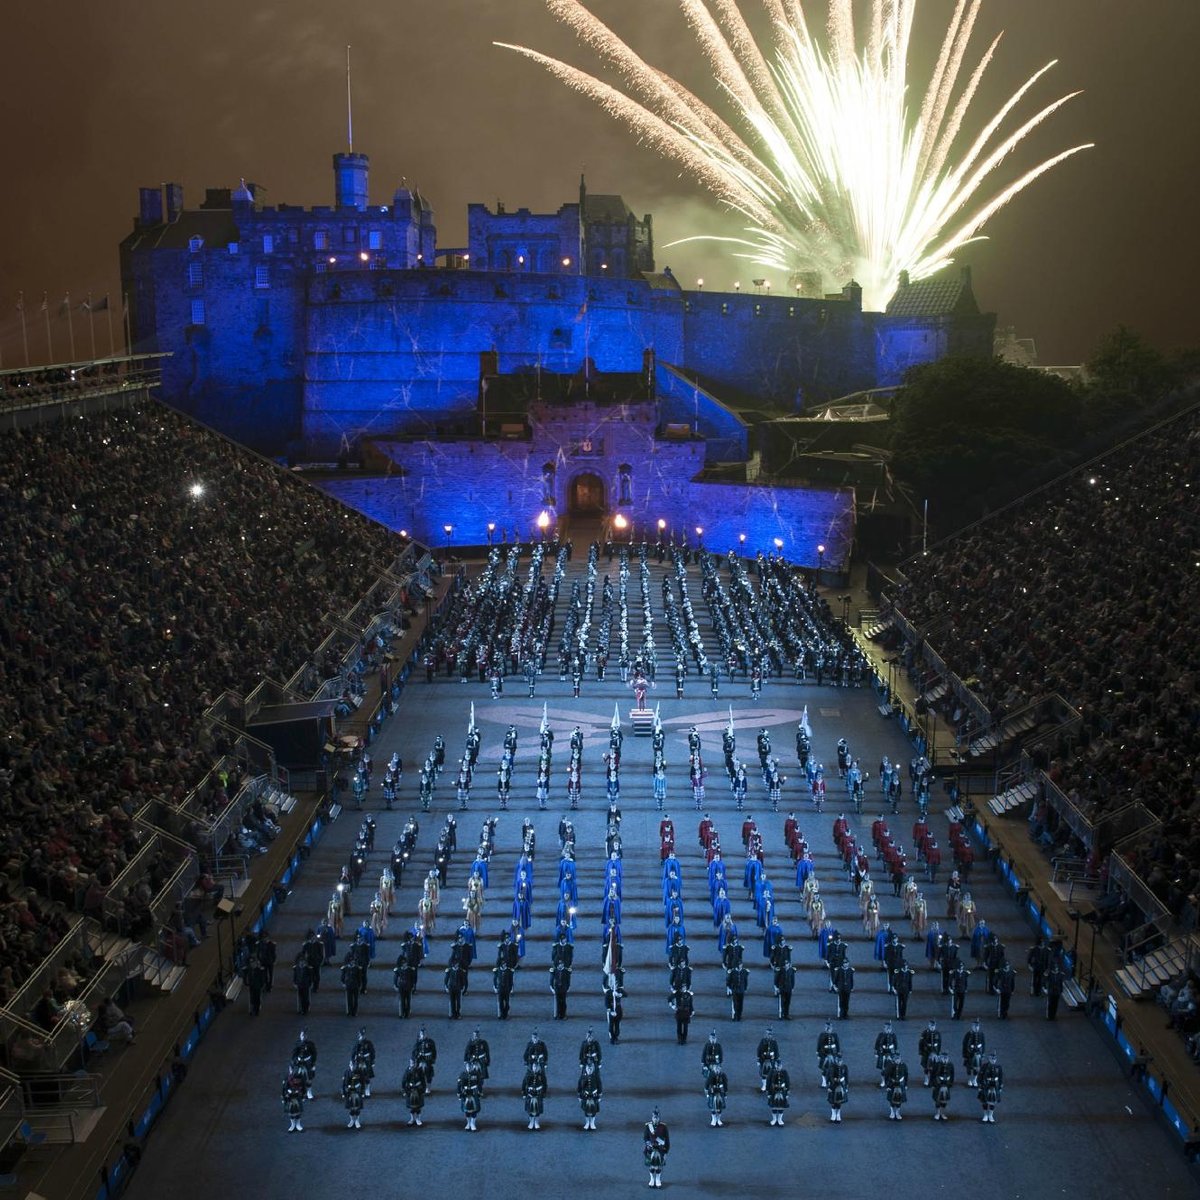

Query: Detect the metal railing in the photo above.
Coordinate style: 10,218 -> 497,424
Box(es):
0,917 -> 88,1025
99,828 -> 192,936
0,353 -> 169,419
0,1067 -> 24,1154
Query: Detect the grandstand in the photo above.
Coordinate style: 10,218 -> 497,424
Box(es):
0,362 -> 436,1191
868,398 -> 1200,1129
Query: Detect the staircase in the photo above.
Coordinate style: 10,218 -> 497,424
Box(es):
21,1074 -> 105,1145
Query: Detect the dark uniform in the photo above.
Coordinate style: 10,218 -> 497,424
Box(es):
766,1061 -> 791,1125
826,1054 -> 849,1122
727,964 -> 749,1021
293,953 -> 314,1015
340,957 -> 364,1017
1045,963 -> 1066,1020
671,987 -> 694,1044
1028,937 -> 1051,997
578,1063 -> 603,1130
884,1054 -> 909,1120
833,960 -> 855,1019
402,1059 -> 427,1125
996,961 -> 1017,1019
894,962 -> 915,1020
643,1110 -> 670,1188
978,1052 -> 1004,1122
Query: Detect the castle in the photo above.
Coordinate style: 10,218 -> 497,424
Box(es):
120,148 -> 993,559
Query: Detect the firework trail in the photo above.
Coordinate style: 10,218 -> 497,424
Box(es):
497,0 -> 1091,309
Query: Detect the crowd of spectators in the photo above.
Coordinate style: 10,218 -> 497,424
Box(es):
0,399 -> 403,1012
895,405 -> 1200,917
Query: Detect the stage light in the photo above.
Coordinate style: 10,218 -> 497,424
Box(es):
189,482 -> 205,498
613,513 -> 628,531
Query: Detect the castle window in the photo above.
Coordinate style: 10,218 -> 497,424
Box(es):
343,225 -> 358,244
788,305 -> 796,318
368,229 -> 383,250
288,227 -> 299,245
187,260 -> 204,288
721,302 -> 729,315
255,263 -> 270,289
262,234 -> 273,254
315,261 -> 328,274
754,304 -> 763,317
314,230 -> 329,251
190,299 -> 206,326
188,235 -> 204,253
227,242 -> 239,255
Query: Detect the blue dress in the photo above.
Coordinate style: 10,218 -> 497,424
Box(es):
718,918 -> 738,952
472,857 -> 489,889
873,928 -> 888,961
795,858 -> 814,887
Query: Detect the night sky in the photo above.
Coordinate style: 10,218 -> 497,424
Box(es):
2,0 -> 1196,368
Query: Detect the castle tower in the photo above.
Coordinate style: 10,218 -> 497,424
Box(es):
333,152 -> 369,209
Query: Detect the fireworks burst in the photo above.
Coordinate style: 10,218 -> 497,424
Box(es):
497,0 -> 1092,310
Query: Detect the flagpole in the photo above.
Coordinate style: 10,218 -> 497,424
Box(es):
42,294 -> 53,362
85,294 -> 97,360
104,298 -> 115,357
64,292 -> 76,361
17,292 -> 29,367
122,293 -> 132,356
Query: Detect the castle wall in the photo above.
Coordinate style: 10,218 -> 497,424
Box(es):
300,271 -> 686,455
685,479 -> 855,568
682,292 -> 878,408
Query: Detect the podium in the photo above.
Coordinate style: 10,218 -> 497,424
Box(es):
630,708 -> 655,737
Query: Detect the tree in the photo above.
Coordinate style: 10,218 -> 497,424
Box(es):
1086,325 -> 1172,406
889,355 -> 1083,512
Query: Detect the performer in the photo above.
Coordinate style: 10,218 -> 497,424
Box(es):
412,1027 -> 437,1094
670,986 -> 694,1044
704,1059 -> 729,1127
962,1019 -> 986,1087
918,1020 -> 941,1086
874,1021 -> 899,1087
402,1057 -> 427,1125
465,1027 -> 490,1086
522,1060 -> 548,1131
826,1052 -> 849,1122
977,1050 -> 1004,1123
930,1051 -> 955,1120
756,1026 -> 780,1092
281,1065 -> 306,1133
884,1052 -> 909,1120
765,1057 -> 791,1126
816,1021 -> 841,1087
580,1026 -> 603,1069
457,1058 -> 483,1131
578,1060 -> 603,1130
894,959 -> 915,1021
727,961 -> 749,1021
642,1108 -> 670,1189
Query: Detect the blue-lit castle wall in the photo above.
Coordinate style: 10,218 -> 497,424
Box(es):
302,272 -> 685,449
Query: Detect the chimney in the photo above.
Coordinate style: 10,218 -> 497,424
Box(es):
138,187 -> 163,229
164,183 -> 184,223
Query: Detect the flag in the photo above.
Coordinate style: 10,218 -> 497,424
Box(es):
573,297 -> 588,323
57,296 -> 71,319
15,294 -> 23,313
81,294 -> 109,313
602,925 -> 616,980
39,294 -> 48,313
611,702 -> 620,731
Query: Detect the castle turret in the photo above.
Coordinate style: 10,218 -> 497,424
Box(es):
333,152 -> 369,210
